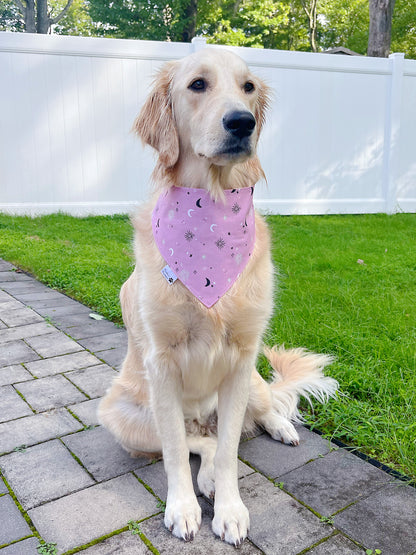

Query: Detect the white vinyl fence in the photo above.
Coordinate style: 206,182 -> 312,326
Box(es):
0,32 -> 415,216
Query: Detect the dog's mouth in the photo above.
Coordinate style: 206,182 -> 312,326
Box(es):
208,137 -> 253,162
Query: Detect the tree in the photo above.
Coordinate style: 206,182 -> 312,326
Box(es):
318,0 -> 369,54
0,0 -> 25,31
391,0 -> 416,59
8,0 -> 74,33
367,0 -> 396,57
300,0 -> 318,51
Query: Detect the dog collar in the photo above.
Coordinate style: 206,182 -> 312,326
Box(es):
152,186 -> 256,307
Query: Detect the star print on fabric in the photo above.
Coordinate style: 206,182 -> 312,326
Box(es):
215,238 -> 226,249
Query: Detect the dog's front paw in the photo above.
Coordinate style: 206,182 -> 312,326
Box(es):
212,499 -> 250,547
164,494 -> 201,541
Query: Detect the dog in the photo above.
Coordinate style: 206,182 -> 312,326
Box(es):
98,47 -> 338,547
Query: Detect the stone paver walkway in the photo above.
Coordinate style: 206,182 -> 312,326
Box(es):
0,258 -> 415,555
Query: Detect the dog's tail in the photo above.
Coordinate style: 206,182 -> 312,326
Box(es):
264,345 -> 338,422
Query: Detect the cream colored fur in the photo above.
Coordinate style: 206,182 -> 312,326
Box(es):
98,48 -> 338,547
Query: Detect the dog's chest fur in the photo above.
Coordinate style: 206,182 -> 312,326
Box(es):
132,199 -> 274,408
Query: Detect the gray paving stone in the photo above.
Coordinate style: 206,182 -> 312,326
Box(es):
0,321 -> 6,329
0,260 -> 14,271
0,439 -> 95,510
0,408 -> 81,454
239,427 -> 332,479
240,472 -> 331,554
280,449 -> 391,516
35,302 -> 92,318
28,474 -> 159,553
0,299 -> 25,311
81,531 -> 151,554
0,494 -> 32,545
16,374 -> 87,412
335,482 -> 416,555
28,296 -> 83,309
63,426 -> 150,481
65,364 -> 118,398
0,365 -> 32,386
0,271 -> 32,282
0,477 -> 7,493
0,307 -> 44,327
49,313 -> 93,327
60,320 -> 124,340
0,322 -> 53,344
306,534 -> 365,553
17,291 -> 64,302
78,331 -> 127,353
0,537 -> 40,554
25,331 -> 83,358
0,339 -> 40,368
0,281 -> 49,293
97,348 -> 125,369
70,398 -> 101,426
136,455 -> 254,502
0,385 -> 33,423
0,290 -> 13,302
140,497 -> 262,554
24,351 -> 101,378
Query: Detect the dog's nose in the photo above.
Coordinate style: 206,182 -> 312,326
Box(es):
223,111 -> 256,139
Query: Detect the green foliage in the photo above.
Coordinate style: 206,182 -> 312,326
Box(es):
128,519 -> 141,535
0,0 -> 24,31
318,0 -> 369,54
0,213 -> 133,324
52,0 -> 96,36
37,543 -> 58,555
319,516 -> 334,524
265,213 -> 416,479
391,0 -> 416,59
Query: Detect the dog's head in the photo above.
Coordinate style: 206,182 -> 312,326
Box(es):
134,48 -> 270,189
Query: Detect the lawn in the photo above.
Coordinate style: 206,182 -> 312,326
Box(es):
0,212 -> 415,480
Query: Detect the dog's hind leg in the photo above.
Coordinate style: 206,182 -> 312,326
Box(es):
245,347 -> 338,445
245,368 -> 300,445
187,436 -> 217,500
98,316 -> 162,456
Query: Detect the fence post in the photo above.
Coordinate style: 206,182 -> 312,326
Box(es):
383,53 -> 405,214
191,37 -> 207,52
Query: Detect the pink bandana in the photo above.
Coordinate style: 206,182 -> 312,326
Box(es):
152,186 -> 255,307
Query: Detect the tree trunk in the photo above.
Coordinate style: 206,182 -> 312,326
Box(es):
13,0 -> 74,33
23,0 -> 36,32
36,0 -> 49,33
367,0 -> 396,57
301,0 -> 318,53
181,0 -> 198,42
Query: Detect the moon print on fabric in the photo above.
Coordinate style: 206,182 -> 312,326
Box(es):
152,186 -> 256,308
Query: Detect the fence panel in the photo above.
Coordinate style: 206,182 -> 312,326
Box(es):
0,32 -> 415,215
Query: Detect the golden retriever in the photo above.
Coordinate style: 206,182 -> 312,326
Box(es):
98,47 -> 338,547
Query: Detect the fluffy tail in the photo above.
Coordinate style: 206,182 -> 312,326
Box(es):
264,345 -> 338,422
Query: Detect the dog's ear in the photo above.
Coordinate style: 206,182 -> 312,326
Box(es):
254,78 -> 271,136
133,62 -> 179,168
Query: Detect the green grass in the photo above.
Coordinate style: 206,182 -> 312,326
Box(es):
0,212 -> 415,480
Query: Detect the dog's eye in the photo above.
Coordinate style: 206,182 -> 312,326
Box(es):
189,79 -> 206,92
243,81 -> 255,93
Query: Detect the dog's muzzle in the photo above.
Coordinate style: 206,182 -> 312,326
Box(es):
219,110 -> 256,157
